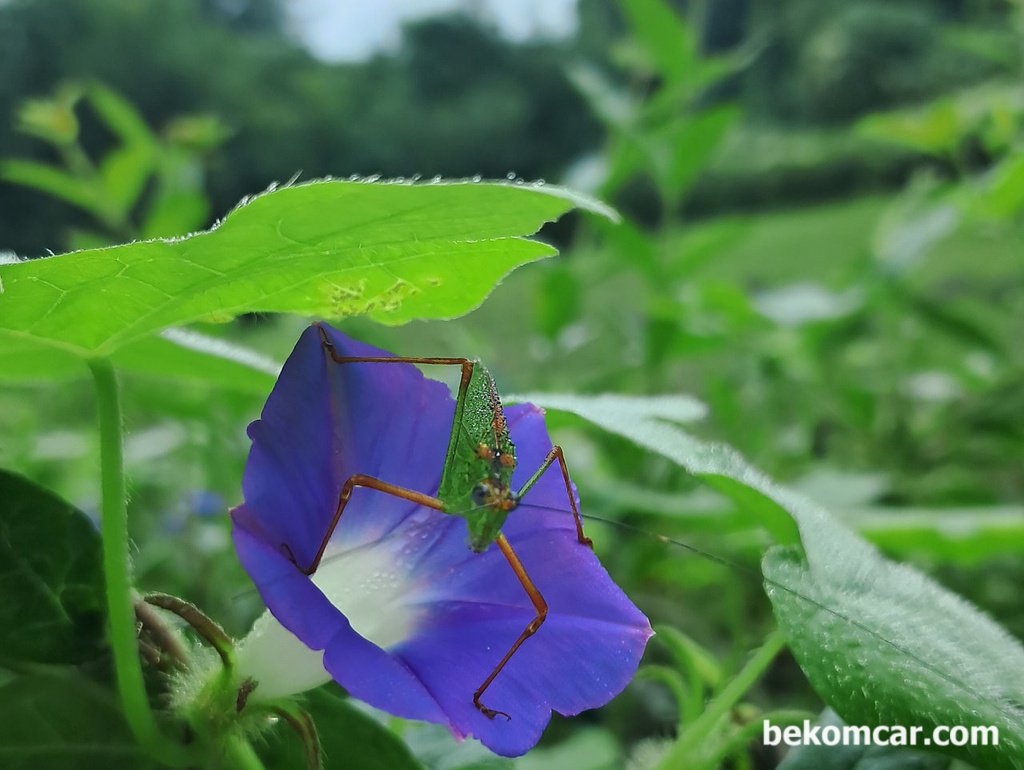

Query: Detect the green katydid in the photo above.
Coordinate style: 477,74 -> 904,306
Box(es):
281,323 -> 593,720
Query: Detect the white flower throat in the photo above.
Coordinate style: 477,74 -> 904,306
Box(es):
235,537 -> 421,701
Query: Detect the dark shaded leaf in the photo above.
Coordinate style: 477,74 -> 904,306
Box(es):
0,469 -> 106,664
260,687 -> 423,770
0,674 -> 154,770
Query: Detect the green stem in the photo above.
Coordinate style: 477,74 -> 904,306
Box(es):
708,708 -> 814,767
647,626 -> 720,728
635,665 -> 696,725
90,358 -> 192,767
224,735 -> 267,770
653,632 -> 786,770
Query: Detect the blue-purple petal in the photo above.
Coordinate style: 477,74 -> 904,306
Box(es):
232,323 -> 652,757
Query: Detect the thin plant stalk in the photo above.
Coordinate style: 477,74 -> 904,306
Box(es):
90,358 -> 192,766
654,632 -> 786,770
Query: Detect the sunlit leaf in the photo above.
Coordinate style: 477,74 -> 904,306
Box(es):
976,152 -> 1024,220
858,101 -> 962,157
0,180 -> 608,358
14,86 -> 81,146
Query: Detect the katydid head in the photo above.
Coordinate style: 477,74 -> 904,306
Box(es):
451,447 -> 520,552
463,495 -> 516,552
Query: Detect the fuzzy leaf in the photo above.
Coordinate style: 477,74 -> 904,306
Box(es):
514,392 -> 1024,770
0,180 -> 609,358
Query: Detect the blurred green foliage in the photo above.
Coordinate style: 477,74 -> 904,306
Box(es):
2,0 -> 1024,768
1,81 -> 227,246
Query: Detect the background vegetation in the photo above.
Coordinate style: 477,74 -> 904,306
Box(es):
1,0 -> 1022,768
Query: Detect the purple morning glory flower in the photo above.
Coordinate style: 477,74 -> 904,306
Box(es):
230,323 -> 652,757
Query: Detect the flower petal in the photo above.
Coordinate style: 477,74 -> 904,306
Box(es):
234,516 -> 448,724
233,323 -> 455,570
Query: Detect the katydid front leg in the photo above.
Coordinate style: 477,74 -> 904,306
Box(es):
516,446 -> 593,548
283,474 -> 444,575
317,323 -> 476,480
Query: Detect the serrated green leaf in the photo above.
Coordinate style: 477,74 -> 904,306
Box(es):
0,180 -> 607,358
764,537 -> 1024,770
0,674 -> 154,770
0,469 -> 106,664
513,393 -> 1024,770
260,687 -> 423,770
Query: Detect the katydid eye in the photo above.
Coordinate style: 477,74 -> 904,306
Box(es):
471,484 -> 488,505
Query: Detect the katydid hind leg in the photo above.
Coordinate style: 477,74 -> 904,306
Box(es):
283,474 -> 443,576
516,446 -> 592,547
317,324 -> 475,488
473,534 -> 548,720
